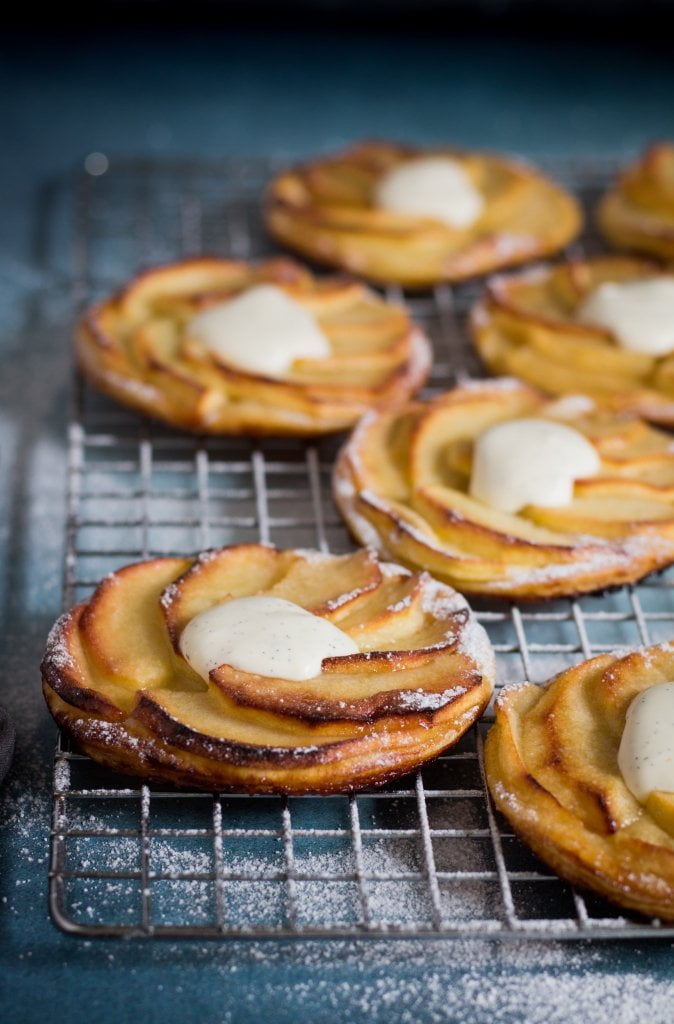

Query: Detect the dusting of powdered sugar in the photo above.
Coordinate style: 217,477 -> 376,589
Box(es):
93,943 -> 674,1022
490,533 -> 674,592
52,758 -> 71,793
292,548 -> 338,564
601,639 -> 674,674
378,560 -> 412,579
492,233 -> 538,260
334,478 -> 393,556
487,262 -> 551,296
159,579 -> 181,610
356,490 -> 448,555
417,573 -> 495,681
394,685 -> 468,711
419,575 -> 470,618
456,616 -> 497,682
451,375 -> 525,395
42,612 -> 78,673
102,368 -> 162,404
469,302 -> 491,330
544,394 -> 597,419
407,325 -> 433,383
322,586 -> 372,611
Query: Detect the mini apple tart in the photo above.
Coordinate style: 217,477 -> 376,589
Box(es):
598,142 -> 674,261
471,257 -> 674,427
265,141 -> 582,288
485,643 -> 674,919
333,378 -> 674,601
41,545 -> 494,794
76,257 -> 431,436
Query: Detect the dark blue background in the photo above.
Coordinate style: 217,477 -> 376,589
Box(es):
1,22 -> 673,1023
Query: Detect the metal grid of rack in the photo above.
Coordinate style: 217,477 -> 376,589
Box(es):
49,155 -> 674,939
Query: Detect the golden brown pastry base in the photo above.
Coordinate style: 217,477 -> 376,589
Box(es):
333,378 -> 674,600
598,143 -> 674,262
471,257 -> 674,428
41,545 -> 494,794
265,141 -> 582,288
76,257 -> 431,437
485,644 -> 674,920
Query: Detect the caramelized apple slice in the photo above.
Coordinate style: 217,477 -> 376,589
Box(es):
42,605 -> 131,718
645,791 -> 674,838
408,389 -> 535,492
132,687 -> 364,756
413,485 -> 573,553
210,647 -> 481,722
521,657 -> 640,834
267,547 -> 382,613
80,557 -> 193,688
162,545 -> 297,645
330,571 -> 425,645
526,496 -> 674,537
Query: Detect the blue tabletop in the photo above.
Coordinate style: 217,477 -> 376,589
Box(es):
2,23 -> 674,1023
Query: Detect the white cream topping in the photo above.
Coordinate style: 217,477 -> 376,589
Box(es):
469,418 -> 600,514
179,595 -> 359,682
374,156 -> 485,230
618,681 -> 674,802
577,277 -> 674,356
187,284 -> 331,379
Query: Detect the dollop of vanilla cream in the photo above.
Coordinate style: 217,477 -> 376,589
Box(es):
187,284 -> 331,378
618,681 -> 674,802
469,418 -> 600,514
374,156 -> 485,230
179,595 -> 359,682
577,277 -> 674,356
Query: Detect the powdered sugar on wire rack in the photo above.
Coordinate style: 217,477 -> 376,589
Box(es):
49,154 -> 674,940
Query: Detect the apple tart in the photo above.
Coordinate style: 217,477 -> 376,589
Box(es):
265,141 -> 582,288
485,643 -> 674,919
76,257 -> 431,436
598,143 -> 674,262
471,257 -> 674,427
333,379 -> 674,600
41,545 -> 495,794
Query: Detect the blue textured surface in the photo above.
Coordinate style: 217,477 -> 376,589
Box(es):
2,24 -> 674,1023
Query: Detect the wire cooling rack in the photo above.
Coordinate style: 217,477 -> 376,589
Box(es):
49,154 -> 674,940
